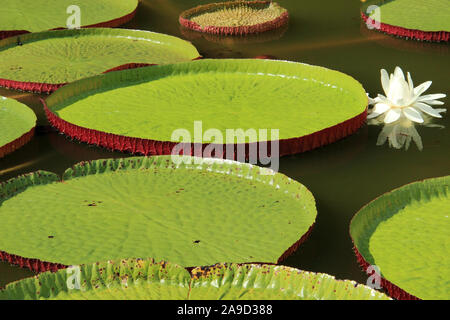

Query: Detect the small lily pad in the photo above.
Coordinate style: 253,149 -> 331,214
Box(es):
0,258 -> 390,300
179,1 -> 289,35
0,28 -> 200,93
0,156 -> 317,271
0,96 -> 36,158
350,176 -> 449,300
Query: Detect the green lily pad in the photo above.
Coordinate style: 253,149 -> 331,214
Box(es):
189,263 -> 390,300
44,59 -> 367,155
350,176 -> 450,300
0,28 -> 200,90
180,20 -> 289,46
0,0 -> 138,34
0,258 -> 390,300
369,0 -> 450,32
0,96 -> 36,158
179,1 -> 289,35
0,156 -> 316,269
0,259 -> 189,300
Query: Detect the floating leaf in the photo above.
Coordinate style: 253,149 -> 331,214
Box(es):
350,176 -> 449,300
0,258 -> 390,300
0,156 -> 316,271
362,0 -> 449,42
0,0 -> 138,36
0,96 -> 36,158
179,1 -> 289,35
43,59 -> 368,157
0,28 -> 200,93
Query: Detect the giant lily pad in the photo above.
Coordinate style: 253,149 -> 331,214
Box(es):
180,21 -> 289,46
0,258 -> 390,300
0,156 -> 316,272
43,59 -> 368,158
0,96 -> 36,158
350,176 -> 449,300
0,0 -> 138,38
359,18 -> 449,56
179,1 -> 289,36
362,0 -> 450,42
0,28 -> 201,93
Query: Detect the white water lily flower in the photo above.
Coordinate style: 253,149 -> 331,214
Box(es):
368,67 -> 446,124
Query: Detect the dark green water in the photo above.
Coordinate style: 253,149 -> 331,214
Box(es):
0,0 -> 449,293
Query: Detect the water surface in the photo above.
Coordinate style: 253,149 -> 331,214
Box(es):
0,0 -> 449,293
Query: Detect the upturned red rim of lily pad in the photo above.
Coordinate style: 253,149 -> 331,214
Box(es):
361,11 -> 449,42
179,1 -> 289,36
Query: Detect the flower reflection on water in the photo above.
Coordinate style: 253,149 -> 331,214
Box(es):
369,116 -> 445,151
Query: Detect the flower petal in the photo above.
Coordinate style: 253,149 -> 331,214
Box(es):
367,93 -> 379,105
388,72 -> 410,105
394,66 -> 405,80
376,94 -> 393,106
372,103 -> 390,114
414,81 -> 432,97
413,102 -> 443,118
417,93 -> 446,102
380,69 -> 390,96
384,109 -> 401,123
403,107 -> 424,123
367,112 -> 381,119
420,100 -> 444,106
407,72 -> 414,93
425,124 -> 445,129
